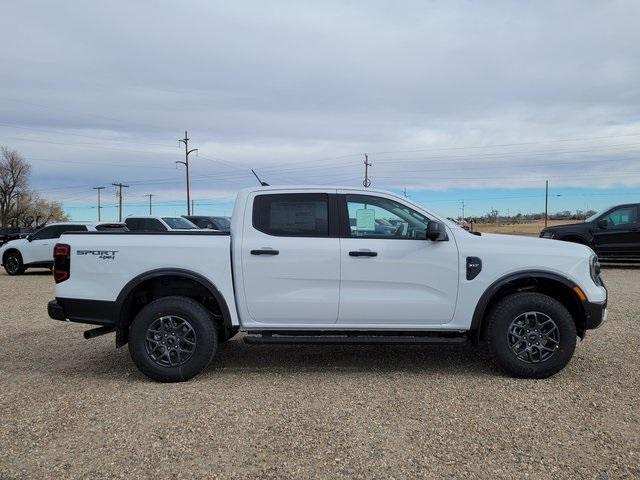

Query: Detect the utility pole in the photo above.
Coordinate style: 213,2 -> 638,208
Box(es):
362,153 -> 371,188
461,200 -> 465,221
93,186 -> 105,221
145,194 -> 154,215
403,187 -> 408,198
177,130 -> 198,215
191,200 -> 195,215
545,180 -> 549,228
112,182 -> 129,222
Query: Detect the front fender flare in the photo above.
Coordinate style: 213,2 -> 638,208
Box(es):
469,269 -> 584,340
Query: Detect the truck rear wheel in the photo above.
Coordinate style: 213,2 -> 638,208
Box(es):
486,292 -> 577,379
128,296 -> 218,382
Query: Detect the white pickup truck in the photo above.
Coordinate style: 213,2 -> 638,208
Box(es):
47,186 -> 607,382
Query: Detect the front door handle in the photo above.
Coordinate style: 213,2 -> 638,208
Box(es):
251,249 -> 279,255
349,250 -> 377,257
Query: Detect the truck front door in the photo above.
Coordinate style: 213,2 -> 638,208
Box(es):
592,205 -> 639,258
337,193 -> 459,326
240,191 -> 340,325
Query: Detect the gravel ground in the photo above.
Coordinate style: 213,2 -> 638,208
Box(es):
0,268 -> 638,479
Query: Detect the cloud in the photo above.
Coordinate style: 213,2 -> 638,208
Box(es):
0,0 -> 639,213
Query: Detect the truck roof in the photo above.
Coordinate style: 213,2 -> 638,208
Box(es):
238,185 -> 400,196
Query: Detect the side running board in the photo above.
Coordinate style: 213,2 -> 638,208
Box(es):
244,333 -> 467,345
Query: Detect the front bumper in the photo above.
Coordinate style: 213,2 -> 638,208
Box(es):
584,299 -> 607,330
583,276 -> 607,330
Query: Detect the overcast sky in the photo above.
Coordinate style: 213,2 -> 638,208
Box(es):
1,0 -> 639,219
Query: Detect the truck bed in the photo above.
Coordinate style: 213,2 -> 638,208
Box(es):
55,231 -> 235,313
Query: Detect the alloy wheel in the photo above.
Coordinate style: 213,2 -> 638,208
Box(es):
507,311 -> 560,363
145,315 -> 197,367
5,256 -> 19,274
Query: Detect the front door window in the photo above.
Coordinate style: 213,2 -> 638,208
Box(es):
346,194 -> 429,239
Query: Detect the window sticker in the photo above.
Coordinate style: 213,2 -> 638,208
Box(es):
356,208 -> 376,231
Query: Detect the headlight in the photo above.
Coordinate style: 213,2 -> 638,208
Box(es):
590,254 -> 602,285
541,231 -> 556,239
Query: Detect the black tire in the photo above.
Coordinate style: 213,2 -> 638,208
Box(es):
128,296 -> 218,382
3,251 -> 25,275
486,292 -> 577,379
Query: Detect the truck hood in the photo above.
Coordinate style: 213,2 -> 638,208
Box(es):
1,238 -> 28,248
474,232 -> 593,258
0,238 -> 28,254
540,221 -> 587,233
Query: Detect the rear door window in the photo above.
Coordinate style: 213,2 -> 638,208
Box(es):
253,193 -> 329,237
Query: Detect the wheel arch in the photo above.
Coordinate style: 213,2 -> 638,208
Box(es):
2,247 -> 22,264
470,270 -> 589,341
114,268 -> 232,347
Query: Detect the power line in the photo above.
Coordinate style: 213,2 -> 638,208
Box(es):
0,122 -> 174,149
111,183 -> 129,221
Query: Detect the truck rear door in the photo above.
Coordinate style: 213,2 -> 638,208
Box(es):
240,191 -> 340,325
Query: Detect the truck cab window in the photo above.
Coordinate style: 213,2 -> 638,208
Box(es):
143,219 -> 167,232
162,217 -> 197,229
605,207 -> 636,227
32,225 -> 86,240
345,194 -> 429,239
253,193 -> 329,237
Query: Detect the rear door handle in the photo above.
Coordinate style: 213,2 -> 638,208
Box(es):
251,249 -> 279,255
349,250 -> 377,257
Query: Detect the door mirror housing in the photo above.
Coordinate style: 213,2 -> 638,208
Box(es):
425,221 -> 447,241
26,234 -> 33,242
597,219 -> 608,229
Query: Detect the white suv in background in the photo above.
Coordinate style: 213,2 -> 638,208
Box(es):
124,216 -> 200,232
0,222 -> 126,275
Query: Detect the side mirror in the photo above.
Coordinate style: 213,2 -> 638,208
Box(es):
425,221 -> 447,241
26,235 -> 33,242
597,219 -> 608,229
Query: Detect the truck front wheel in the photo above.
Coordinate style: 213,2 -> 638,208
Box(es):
486,292 -> 577,379
4,251 -> 25,275
128,296 -> 218,382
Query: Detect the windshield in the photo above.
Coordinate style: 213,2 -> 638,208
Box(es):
585,208 -> 608,223
162,217 -> 198,229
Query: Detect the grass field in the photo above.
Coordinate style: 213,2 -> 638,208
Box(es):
473,219 -> 575,235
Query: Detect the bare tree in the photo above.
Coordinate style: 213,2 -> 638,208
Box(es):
0,147 -> 31,227
0,146 -> 68,227
14,192 -> 67,227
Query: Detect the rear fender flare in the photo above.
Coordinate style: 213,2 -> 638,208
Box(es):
114,268 -> 232,347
